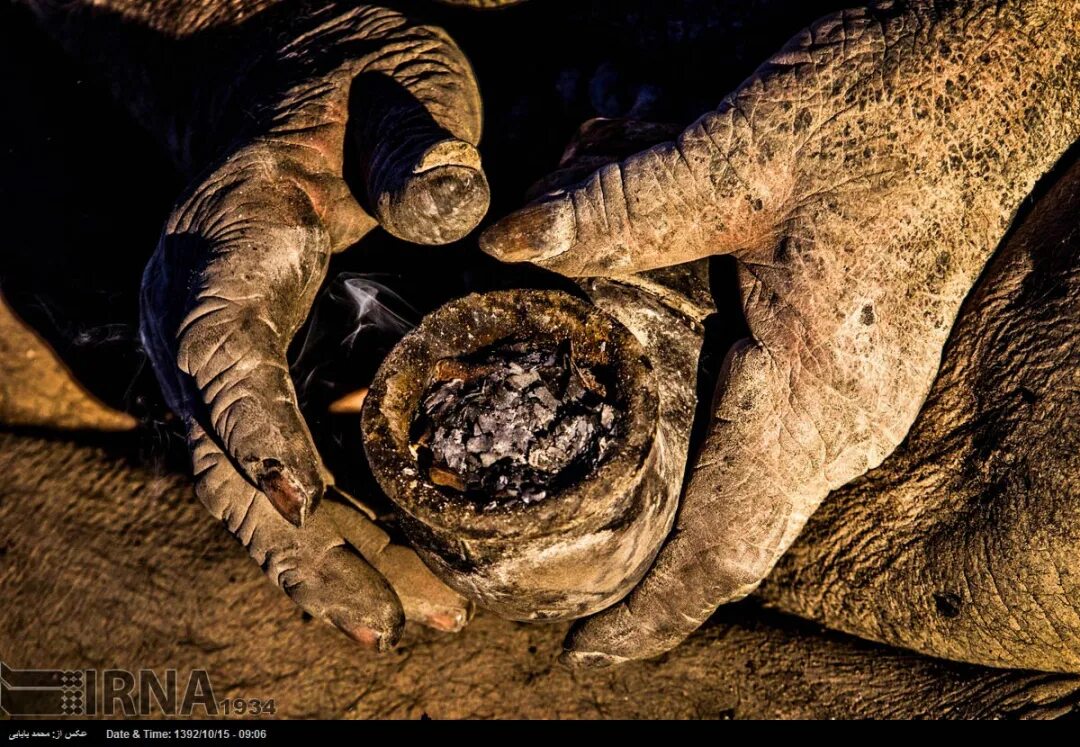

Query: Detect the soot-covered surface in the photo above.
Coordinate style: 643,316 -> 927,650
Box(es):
413,339 -> 618,508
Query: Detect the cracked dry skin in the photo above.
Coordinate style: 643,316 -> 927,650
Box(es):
483,0 -> 1080,664
1,427 -> 1078,719
759,151 -> 1080,674
3,151 -> 1077,717
18,0 -> 502,647
6,0 -> 1080,711
25,0 -> 1079,663
415,340 -> 619,508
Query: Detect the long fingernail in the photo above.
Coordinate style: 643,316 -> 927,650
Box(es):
558,649 -> 628,671
257,459 -> 314,527
479,197 -> 574,263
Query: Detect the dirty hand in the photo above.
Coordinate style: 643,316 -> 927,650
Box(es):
140,5 -> 487,649
482,0 -> 1079,665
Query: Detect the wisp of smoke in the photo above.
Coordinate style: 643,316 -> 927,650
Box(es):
292,273 -> 419,404
73,323 -> 133,347
335,275 -> 416,350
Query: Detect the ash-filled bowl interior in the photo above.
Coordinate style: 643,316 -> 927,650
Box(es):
409,337 -> 621,510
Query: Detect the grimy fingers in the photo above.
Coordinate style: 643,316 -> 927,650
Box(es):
333,8 -> 488,243
563,336 -> 833,665
528,0 -> 1078,666
143,8 -> 490,526
479,95 -> 788,276
153,146 -> 340,527
320,500 -> 473,633
187,422 -> 405,650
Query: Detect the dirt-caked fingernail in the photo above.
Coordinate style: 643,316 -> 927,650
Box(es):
257,459 -> 316,527
331,615 -> 400,652
342,625 -> 383,650
479,197 -> 574,263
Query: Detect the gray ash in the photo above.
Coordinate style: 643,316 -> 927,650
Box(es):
412,339 -> 619,509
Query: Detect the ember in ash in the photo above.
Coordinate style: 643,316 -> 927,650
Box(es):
412,339 -> 619,509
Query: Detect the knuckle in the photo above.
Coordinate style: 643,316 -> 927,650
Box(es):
191,443 -> 250,522
261,540 -> 305,592
175,298 -> 243,377
231,494 -> 309,588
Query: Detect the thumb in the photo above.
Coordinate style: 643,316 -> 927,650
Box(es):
347,20 -> 489,245
480,101 -> 786,276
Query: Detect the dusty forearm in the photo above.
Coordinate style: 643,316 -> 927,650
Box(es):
761,153 -> 1080,674
746,0 -> 1077,428
689,0 -> 1080,616
542,0 -> 1079,665
742,0 -> 1079,255
876,0 -> 1078,213
715,0 -> 1079,588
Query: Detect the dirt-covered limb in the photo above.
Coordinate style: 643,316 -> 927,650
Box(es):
1,428 -> 1077,719
483,0 -> 1080,666
17,1 -> 488,646
138,7 -> 486,646
759,152 -> 1080,674
3,127 -> 1078,709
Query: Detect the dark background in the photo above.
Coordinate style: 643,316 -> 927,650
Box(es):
4,2 -> 1080,719
0,0 -> 835,487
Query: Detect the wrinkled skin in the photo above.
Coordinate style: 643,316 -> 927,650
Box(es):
483,0 -> 1080,665
23,0 -> 503,649
4,429 -> 1080,720
2,138 -> 1079,719
761,153 -> 1080,673
6,0 -> 1080,701
138,4 -> 489,649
